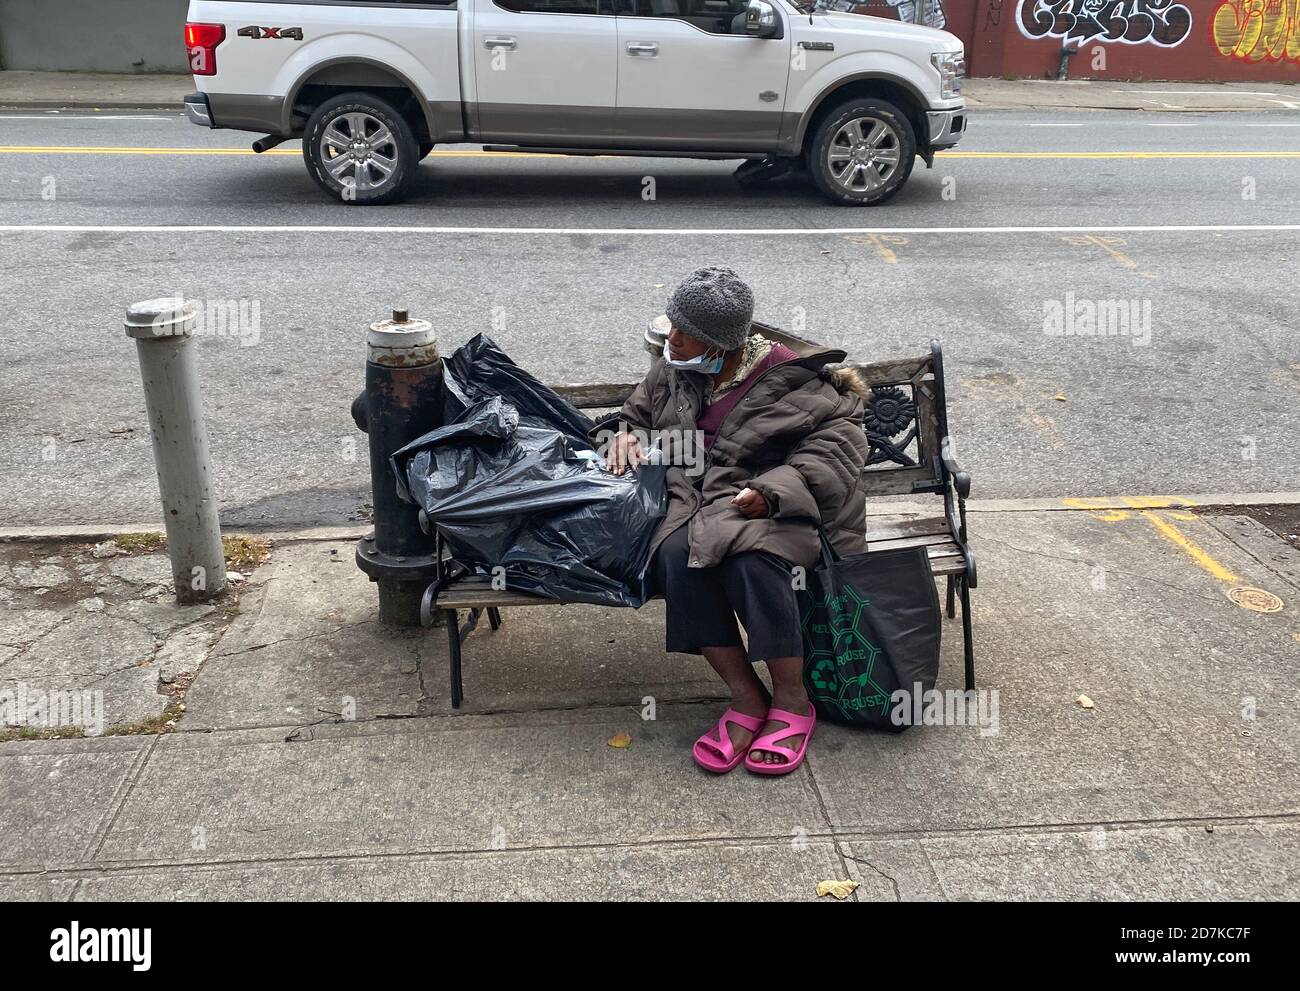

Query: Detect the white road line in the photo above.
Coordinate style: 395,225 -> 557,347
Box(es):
2,223 -> 1300,236
1124,89 -> 1288,96
0,115 -> 173,121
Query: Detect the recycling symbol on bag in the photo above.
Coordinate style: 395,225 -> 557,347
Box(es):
803,585 -> 890,718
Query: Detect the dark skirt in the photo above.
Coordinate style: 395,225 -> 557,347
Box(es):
650,524 -> 804,662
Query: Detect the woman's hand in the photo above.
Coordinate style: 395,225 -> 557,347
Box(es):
731,487 -> 769,519
604,431 -> 646,475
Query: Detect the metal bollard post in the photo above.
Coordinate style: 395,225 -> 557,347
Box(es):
353,309 -> 444,626
124,298 -> 227,604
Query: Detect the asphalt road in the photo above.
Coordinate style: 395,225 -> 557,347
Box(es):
1,109 -> 1297,527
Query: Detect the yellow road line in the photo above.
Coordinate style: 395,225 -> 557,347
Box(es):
2,146 -> 1300,160
0,146 -> 550,157
939,151 -> 1300,159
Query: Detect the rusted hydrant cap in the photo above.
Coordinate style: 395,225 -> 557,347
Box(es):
124,297 -> 199,340
368,311 -> 437,366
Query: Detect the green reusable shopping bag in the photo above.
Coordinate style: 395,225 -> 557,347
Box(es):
799,533 -> 942,732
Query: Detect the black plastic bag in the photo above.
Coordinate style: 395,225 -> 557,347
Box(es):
800,535 -> 942,732
391,335 -> 667,608
441,331 -> 595,445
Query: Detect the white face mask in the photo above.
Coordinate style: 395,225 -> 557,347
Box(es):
664,342 -> 725,374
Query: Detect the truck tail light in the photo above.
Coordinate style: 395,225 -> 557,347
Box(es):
185,23 -> 226,76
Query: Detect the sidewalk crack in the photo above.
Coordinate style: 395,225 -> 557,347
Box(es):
87,734 -> 160,861
979,534 -> 1224,603
836,843 -> 902,902
217,619 -> 374,659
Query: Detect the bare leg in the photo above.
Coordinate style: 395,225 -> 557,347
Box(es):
750,656 -> 811,765
701,645 -> 770,752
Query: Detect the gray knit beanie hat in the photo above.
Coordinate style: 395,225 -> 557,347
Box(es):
666,267 -> 754,352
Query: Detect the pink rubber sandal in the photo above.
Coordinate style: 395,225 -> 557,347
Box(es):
744,705 -> 817,776
693,708 -> 767,774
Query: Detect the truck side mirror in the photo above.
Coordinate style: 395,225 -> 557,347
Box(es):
744,0 -> 779,38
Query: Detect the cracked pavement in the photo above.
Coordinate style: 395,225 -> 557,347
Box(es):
2,505 -> 1299,900
0,541 -> 234,730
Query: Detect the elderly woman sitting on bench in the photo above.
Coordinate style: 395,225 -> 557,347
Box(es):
605,267 -> 869,776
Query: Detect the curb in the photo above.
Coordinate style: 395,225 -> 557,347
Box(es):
3,492 -> 1299,543
0,101 -> 184,112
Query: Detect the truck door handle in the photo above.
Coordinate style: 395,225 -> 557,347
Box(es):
484,36 -> 517,50
626,42 -> 659,56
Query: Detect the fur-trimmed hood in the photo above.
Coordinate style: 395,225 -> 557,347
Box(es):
824,365 -> 869,400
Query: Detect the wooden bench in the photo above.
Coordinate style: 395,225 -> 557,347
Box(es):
421,329 -> 976,708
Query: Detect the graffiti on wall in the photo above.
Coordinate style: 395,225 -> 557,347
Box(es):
1016,0 -> 1193,47
1213,0 -> 1300,63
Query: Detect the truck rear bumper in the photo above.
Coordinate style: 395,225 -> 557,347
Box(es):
184,92 -> 214,128
927,108 -> 967,149
185,91 -> 288,135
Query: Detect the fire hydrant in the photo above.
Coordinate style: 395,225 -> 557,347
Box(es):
352,310 -> 444,626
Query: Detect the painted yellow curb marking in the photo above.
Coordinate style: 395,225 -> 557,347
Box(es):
1136,509 -> 1242,583
1061,495 -> 1252,586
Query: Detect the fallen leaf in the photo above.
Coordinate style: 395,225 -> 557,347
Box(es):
817,879 -> 859,900
1076,694 -> 1095,709
607,731 -> 632,749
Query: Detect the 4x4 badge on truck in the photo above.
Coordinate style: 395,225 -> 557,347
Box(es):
237,26 -> 304,40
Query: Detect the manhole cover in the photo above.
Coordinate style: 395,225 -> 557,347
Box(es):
1227,586 -> 1284,613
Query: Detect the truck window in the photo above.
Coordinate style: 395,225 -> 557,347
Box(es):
494,0 -> 609,13
615,0 -> 754,35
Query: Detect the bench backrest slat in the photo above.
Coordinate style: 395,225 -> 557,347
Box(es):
552,383 -> 637,409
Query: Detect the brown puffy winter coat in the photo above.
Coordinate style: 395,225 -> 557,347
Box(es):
606,334 -> 869,571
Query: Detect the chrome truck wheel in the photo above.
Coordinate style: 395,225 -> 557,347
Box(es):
808,98 -> 916,206
303,92 -> 419,205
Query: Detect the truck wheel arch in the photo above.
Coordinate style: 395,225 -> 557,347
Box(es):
285,58 -> 438,144
795,74 -> 930,154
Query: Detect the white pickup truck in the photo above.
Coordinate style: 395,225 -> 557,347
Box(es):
183,0 -> 966,205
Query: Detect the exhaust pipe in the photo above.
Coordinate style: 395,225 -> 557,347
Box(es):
252,134 -> 288,154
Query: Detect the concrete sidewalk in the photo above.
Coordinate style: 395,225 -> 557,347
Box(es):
1,70 -> 1297,113
3,503 -> 1298,901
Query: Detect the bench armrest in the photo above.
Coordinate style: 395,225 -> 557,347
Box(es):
940,436 -> 971,499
